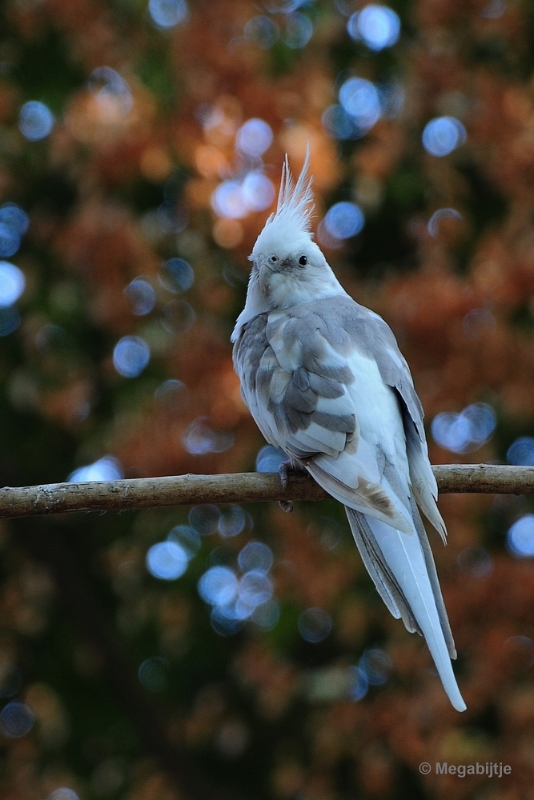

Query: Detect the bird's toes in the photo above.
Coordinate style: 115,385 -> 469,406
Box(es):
278,499 -> 294,513
278,460 -> 292,491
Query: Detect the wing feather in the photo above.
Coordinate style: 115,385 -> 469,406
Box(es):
233,295 -> 444,539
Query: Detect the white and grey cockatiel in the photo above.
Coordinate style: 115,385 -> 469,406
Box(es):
231,149 -> 466,712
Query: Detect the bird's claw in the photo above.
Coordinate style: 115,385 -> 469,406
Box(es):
278,499 -> 294,513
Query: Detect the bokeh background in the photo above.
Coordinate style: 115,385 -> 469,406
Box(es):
2,0 -> 534,798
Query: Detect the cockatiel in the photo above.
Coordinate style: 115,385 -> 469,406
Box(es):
231,149 -> 466,712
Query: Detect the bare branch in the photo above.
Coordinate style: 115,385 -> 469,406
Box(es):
1,464 -> 534,520
433,464 -> 534,494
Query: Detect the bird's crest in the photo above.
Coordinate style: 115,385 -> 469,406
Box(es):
274,143 -> 314,233
252,144 -> 314,256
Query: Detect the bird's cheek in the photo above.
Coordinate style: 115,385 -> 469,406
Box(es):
259,265 -> 271,296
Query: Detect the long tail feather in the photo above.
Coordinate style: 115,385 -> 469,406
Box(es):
345,505 -> 465,712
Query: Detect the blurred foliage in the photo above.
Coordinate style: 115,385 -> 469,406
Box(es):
2,0 -> 534,799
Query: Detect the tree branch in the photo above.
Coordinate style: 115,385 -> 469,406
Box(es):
1,464 -> 534,520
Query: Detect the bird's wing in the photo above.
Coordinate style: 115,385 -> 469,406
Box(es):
234,297 -> 415,534
338,297 -> 446,540
278,294 -> 445,539
234,295 -> 444,537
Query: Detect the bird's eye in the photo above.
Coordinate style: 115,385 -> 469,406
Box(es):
298,255 -> 308,266
269,255 -> 278,263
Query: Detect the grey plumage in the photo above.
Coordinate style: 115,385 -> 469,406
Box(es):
232,149 -> 465,711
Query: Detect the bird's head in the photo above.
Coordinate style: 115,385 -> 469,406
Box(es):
231,147 -> 345,342
251,148 -> 344,308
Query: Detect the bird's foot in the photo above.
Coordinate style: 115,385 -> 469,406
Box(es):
278,460 -> 292,491
277,459 -> 305,513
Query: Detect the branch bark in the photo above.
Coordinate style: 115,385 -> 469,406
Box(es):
1,464 -> 534,520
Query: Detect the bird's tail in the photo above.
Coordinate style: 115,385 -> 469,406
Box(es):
346,502 -> 466,712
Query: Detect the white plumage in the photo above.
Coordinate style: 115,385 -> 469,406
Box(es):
231,149 -> 466,712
